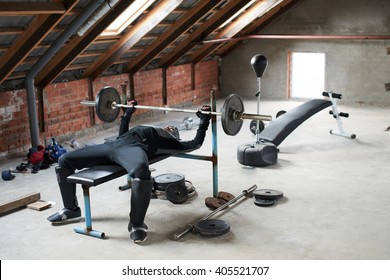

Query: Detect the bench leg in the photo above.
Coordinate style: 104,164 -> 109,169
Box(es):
74,185 -> 105,239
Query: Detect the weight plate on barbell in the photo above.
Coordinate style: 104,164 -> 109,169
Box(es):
165,183 -> 189,204
253,189 -> 283,200
221,94 -> 244,136
194,219 -> 231,237
95,87 -> 121,123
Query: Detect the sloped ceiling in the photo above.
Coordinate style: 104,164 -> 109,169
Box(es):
0,0 -> 299,91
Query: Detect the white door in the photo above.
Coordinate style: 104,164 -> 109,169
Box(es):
290,52 -> 325,99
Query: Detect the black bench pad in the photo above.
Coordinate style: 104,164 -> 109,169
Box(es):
259,99 -> 332,146
67,153 -> 172,187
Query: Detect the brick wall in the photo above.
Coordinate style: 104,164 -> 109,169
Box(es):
0,60 -> 219,160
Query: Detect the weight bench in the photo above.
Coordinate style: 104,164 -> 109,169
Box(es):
66,153 -> 172,238
237,99 -> 332,166
258,98 -> 332,146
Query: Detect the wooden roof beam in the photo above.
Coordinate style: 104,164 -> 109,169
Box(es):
82,0 -> 183,80
0,1 -> 70,15
36,1 -> 136,88
190,0 -> 283,64
158,0 -> 253,68
126,0 -> 225,74
0,0 -> 78,84
215,0 -> 300,57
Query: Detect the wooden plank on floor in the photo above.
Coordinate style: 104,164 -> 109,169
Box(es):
0,192 -> 41,214
27,200 -> 52,211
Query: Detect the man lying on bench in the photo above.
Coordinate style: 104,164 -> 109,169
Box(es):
47,100 -> 211,243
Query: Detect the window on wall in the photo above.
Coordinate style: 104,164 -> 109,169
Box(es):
289,52 -> 325,99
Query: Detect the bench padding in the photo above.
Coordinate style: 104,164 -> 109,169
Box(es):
67,153 -> 172,187
259,99 -> 332,146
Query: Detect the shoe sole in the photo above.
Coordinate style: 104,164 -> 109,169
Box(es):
132,237 -> 147,243
50,216 -> 82,224
130,227 -> 147,243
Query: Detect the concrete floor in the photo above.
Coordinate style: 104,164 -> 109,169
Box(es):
0,98 -> 389,260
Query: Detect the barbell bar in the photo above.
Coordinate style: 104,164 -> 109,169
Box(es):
81,86 -> 272,136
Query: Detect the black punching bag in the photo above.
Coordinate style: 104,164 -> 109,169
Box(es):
250,54 -> 268,78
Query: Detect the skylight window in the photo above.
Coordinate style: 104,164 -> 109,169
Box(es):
219,0 -> 256,29
101,0 -> 155,36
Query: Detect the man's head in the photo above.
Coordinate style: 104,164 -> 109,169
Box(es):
164,126 -> 180,139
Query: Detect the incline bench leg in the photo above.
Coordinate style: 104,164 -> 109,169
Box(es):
74,185 -> 105,239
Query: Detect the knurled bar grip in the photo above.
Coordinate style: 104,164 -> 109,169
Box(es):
173,184 -> 258,240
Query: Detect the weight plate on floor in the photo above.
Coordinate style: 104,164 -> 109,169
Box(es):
205,197 -> 226,209
254,198 -> 275,207
194,219 -> 231,236
165,183 -> 189,204
221,94 -> 244,136
217,191 -> 235,202
95,87 -> 121,123
249,119 -> 265,135
154,173 -> 185,191
253,189 -> 283,200
185,180 -> 197,199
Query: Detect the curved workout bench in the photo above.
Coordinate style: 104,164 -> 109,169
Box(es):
259,99 -> 332,146
237,99 -> 332,166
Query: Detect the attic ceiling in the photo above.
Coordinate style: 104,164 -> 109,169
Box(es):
0,0 -> 299,92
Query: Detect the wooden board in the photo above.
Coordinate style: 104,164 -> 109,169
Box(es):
0,192 -> 40,214
27,200 -> 52,211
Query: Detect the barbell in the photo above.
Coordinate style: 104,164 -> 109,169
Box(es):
81,87 -> 272,136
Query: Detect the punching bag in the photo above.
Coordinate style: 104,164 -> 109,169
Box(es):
250,54 -> 268,78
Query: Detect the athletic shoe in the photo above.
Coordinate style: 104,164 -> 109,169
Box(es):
47,207 -> 81,224
129,223 -> 148,243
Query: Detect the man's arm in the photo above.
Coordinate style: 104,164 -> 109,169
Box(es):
155,105 -> 211,153
118,100 -> 137,136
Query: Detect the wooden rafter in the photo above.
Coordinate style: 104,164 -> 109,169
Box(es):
190,0 -> 284,64
0,0 -> 78,85
158,0 -> 253,68
36,1 -> 136,88
0,2 -> 67,15
126,0 -> 225,74
82,0 -> 183,80
215,0 -> 300,57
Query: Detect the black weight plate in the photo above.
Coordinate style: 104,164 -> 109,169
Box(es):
249,119 -> 265,135
221,94 -> 244,136
217,191 -> 235,202
95,87 -> 121,123
253,189 -> 283,200
205,197 -> 226,209
194,219 -> 231,237
254,198 -> 275,207
154,173 -> 185,191
165,183 -> 188,204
